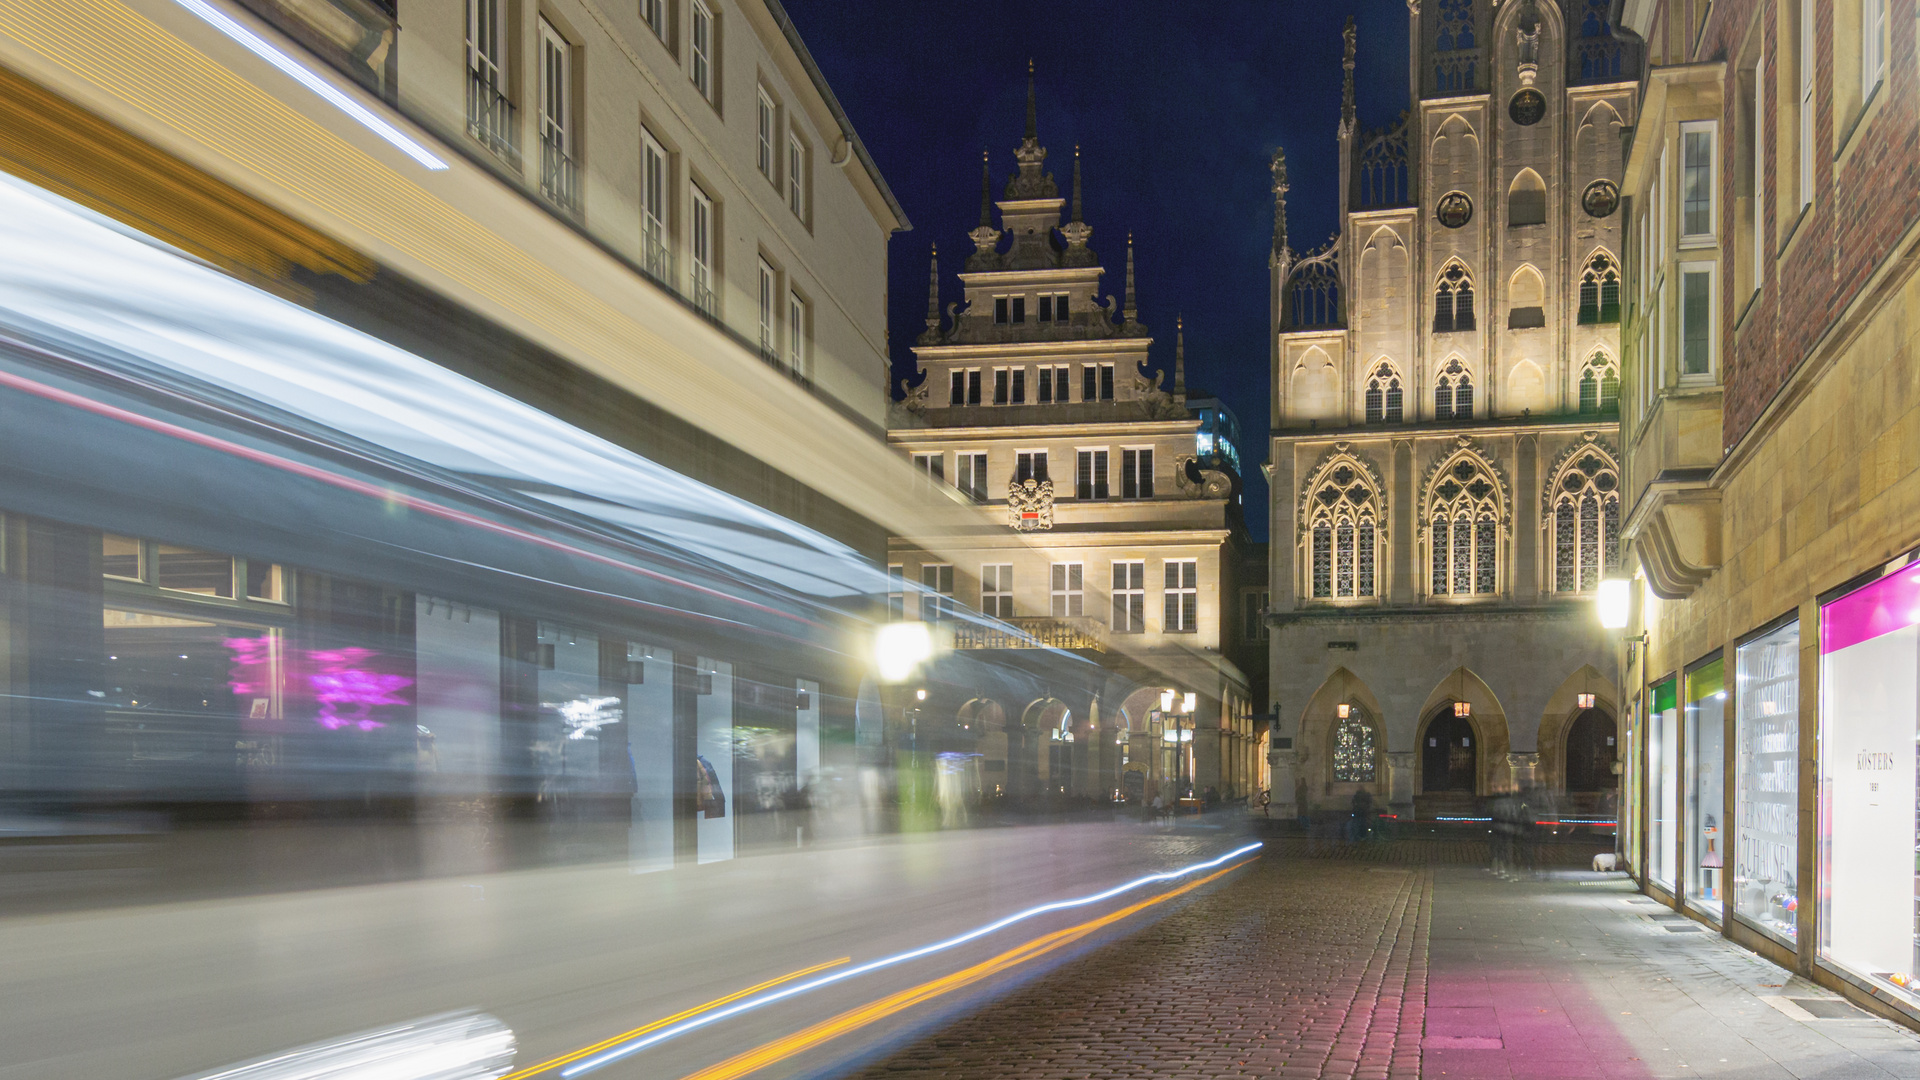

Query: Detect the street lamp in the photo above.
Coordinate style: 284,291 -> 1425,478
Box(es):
1596,578 -> 1631,630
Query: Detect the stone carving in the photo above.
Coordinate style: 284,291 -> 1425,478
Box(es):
1007,477 -> 1055,531
1175,456 -> 1234,500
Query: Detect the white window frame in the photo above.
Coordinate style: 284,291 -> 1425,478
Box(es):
642,128 -> 670,280
886,563 -> 905,620
689,183 -> 714,313
538,18 -> 572,158
980,564 -> 1013,619
911,452 -> 944,481
466,0 -> 506,86
1163,559 -> 1198,634
1679,261 -> 1717,382
757,258 -> 777,362
1798,0 -> 1814,211
691,0 -> 714,103
788,133 -> 806,219
1863,0 -> 1888,104
1110,560 -> 1146,634
1678,120 -> 1718,243
640,0 -> 665,40
920,564 -> 953,621
756,87 -> 776,181
955,451 -> 988,502
1050,562 -> 1084,617
787,292 -> 806,378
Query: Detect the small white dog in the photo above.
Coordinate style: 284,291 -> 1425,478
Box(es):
1592,853 -> 1619,872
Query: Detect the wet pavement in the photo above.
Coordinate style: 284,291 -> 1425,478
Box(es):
838,835 -> 1920,1080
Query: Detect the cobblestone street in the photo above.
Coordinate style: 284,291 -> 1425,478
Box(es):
841,836 -> 1920,1080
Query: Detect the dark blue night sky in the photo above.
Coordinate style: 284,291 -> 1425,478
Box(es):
787,1 -> 1414,540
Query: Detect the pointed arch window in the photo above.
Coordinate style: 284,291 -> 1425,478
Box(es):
1333,712 -> 1377,782
1433,263 -> 1476,333
1364,362 -> 1403,424
1434,358 -> 1474,421
1428,456 -> 1499,596
1577,252 -> 1622,324
1578,353 -> 1620,414
1548,447 -> 1621,592
1306,460 -> 1381,600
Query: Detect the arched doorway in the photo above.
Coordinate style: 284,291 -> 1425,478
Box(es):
1564,707 -> 1615,792
1422,709 -> 1477,792
1022,698 -> 1073,796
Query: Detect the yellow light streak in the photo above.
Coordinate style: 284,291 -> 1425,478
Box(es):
674,857 -> 1258,1080
501,956 -> 851,1080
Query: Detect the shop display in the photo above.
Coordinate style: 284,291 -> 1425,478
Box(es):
1685,660 -> 1726,916
1650,678 -> 1679,890
1734,620 -> 1799,942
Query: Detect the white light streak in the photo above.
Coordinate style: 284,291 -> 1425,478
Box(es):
560,841 -> 1264,1076
171,0 -> 449,170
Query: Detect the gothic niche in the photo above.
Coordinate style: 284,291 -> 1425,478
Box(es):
1436,191 -> 1474,229
1508,89 -> 1547,126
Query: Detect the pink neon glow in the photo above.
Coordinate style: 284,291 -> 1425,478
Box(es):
1821,559 -> 1920,654
226,637 -> 411,731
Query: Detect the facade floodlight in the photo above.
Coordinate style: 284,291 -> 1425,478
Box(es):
1596,577 -> 1631,629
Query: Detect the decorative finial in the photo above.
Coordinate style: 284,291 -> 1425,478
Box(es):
1123,233 -> 1138,324
1174,315 -> 1187,400
1024,59 -> 1038,143
924,244 -> 940,328
1071,146 -> 1084,223
1340,16 -> 1357,135
1270,146 -> 1290,259
978,150 -> 992,227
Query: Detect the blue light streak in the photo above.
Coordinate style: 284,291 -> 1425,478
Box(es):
171,0 -> 450,170
560,840 -> 1264,1077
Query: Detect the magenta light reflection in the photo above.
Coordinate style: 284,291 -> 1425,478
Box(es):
227,637 -> 412,731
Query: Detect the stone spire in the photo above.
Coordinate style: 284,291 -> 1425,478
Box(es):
1070,146 -> 1084,222
1060,145 -> 1095,266
1024,58 -> 1038,142
1174,315 -> 1187,401
1339,16 -> 1357,137
1006,62 -> 1056,199
966,150 -> 1002,270
917,244 -> 941,344
1122,232 -> 1139,326
1270,146 -> 1291,263
977,149 -> 992,227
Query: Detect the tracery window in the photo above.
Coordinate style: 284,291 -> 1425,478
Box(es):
1548,446 -> 1621,592
1306,459 -> 1380,600
1436,0 -> 1476,50
1333,713 -> 1377,782
1428,455 -> 1499,596
1433,263 -> 1476,333
1364,362 -> 1403,424
1578,353 -> 1620,414
1434,358 -> 1475,421
1576,252 -> 1622,324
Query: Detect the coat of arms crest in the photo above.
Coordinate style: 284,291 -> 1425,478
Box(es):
1007,477 -> 1054,531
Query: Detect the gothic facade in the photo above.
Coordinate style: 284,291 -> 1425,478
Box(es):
888,77 -> 1262,806
1267,2 -> 1641,819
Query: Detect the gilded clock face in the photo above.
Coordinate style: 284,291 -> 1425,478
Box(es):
1509,89 -> 1547,126
1582,179 -> 1621,218
1436,191 -> 1473,229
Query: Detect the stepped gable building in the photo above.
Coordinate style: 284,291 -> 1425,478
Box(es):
1266,5 -> 1641,820
888,72 -> 1263,807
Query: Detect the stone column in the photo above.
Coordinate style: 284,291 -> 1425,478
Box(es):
1269,747 -> 1298,819
1387,750 -> 1416,818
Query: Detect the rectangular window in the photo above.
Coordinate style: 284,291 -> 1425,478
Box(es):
955,452 -> 988,501
1075,449 -> 1109,500
1050,563 -> 1083,617
641,0 -> 664,39
788,134 -> 806,219
756,87 -> 775,181
994,368 -> 1010,405
1122,448 -> 1154,499
948,370 -> 965,405
787,293 -> 806,378
1798,0 -> 1813,210
1053,293 -> 1068,319
1039,295 -> 1052,322
1650,677 -> 1680,891
1052,365 -> 1069,399
1014,450 -> 1048,484
642,129 -> 669,279
757,259 -> 777,363
886,564 -> 905,620
538,20 -> 577,212
911,452 -> 943,482
690,183 -> 714,314
1111,560 -> 1145,633
1864,0 -> 1888,102
967,369 -> 982,405
1733,617 -> 1799,944
980,564 -> 1013,619
1038,366 -> 1054,403
1011,296 -> 1026,323
157,544 -> 235,598
1242,589 -> 1270,641
1099,363 -> 1114,400
1163,559 -> 1198,633
994,296 -> 1009,324
246,561 -> 286,602
1082,364 -> 1097,402
103,533 -> 143,581
920,564 -> 953,621
691,0 -> 714,101
1816,559 -> 1920,1011
1680,123 -> 1716,238
1680,265 -> 1714,376
1010,368 -> 1025,404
